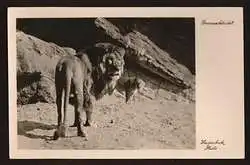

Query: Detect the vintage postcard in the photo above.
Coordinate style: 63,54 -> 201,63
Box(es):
8,7 -> 244,159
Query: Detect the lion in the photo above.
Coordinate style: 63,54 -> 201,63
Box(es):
124,77 -> 145,103
116,77 -> 145,103
53,46 -> 125,140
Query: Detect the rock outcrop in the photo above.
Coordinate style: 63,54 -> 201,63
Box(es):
95,18 -> 194,90
17,31 -> 76,104
17,18 -> 195,105
95,18 -> 195,102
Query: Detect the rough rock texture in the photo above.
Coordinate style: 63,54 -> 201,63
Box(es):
95,18 -> 194,90
95,18 -> 195,102
17,31 -> 76,104
17,18 -> 195,104
16,19 -> 195,150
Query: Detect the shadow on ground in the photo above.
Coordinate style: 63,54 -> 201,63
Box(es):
18,120 -> 56,140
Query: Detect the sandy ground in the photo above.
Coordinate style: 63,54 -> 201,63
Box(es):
17,92 -> 195,150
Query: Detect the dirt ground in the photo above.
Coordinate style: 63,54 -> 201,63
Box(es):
17,92 -> 195,150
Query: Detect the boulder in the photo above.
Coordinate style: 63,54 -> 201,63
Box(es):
17,17 -> 195,105
95,18 -> 195,102
95,18 -> 195,90
17,31 -> 75,104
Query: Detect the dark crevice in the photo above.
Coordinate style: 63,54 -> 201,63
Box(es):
17,71 -> 42,91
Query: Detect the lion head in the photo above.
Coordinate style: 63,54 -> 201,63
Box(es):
91,46 -> 126,100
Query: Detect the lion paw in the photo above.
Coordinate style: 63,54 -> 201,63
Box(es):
53,131 -> 60,140
84,121 -> 97,128
70,123 -> 78,127
84,122 -> 91,127
77,131 -> 87,138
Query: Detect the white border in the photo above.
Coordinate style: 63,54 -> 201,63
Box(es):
8,7 -> 244,159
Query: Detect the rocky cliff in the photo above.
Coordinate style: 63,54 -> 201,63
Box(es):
17,31 -> 76,104
95,18 -> 194,89
17,18 -> 195,105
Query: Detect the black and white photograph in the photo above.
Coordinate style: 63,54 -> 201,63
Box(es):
16,17 -> 195,150
8,7 -> 244,159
